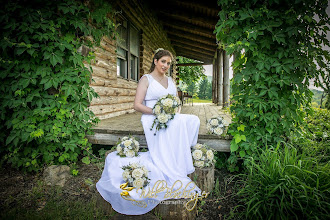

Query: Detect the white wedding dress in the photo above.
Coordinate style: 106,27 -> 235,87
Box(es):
96,74 -> 201,215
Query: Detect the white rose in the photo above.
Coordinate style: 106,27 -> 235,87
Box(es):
163,98 -> 173,107
142,166 -> 149,176
206,150 -> 214,161
123,140 -> 132,147
223,120 -> 229,126
133,140 -> 139,146
154,105 -> 161,115
122,136 -> 129,141
214,127 -> 223,136
175,97 -> 181,104
125,150 -> 135,157
157,113 -> 169,123
194,143 -> 203,149
192,149 -> 203,160
122,170 -> 130,181
132,168 -> 144,178
116,145 -> 122,153
133,178 -> 145,189
131,162 -> 139,169
195,161 -> 204,168
210,119 -> 219,126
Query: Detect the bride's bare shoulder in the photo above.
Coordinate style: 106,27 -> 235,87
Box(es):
138,74 -> 149,87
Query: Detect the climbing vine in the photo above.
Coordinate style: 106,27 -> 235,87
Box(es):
215,0 -> 330,171
0,0 -> 115,171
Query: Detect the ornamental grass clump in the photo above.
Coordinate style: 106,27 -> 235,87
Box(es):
237,144 -> 330,220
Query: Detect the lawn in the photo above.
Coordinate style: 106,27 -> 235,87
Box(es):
192,98 -> 212,103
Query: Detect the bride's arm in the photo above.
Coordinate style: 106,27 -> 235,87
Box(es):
134,76 -> 154,114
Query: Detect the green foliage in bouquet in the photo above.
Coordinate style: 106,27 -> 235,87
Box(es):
191,143 -> 216,168
206,116 -> 229,136
151,94 -> 181,135
215,0 -> 330,171
0,0 -> 115,171
236,144 -> 330,220
115,136 -> 140,158
122,162 -> 150,189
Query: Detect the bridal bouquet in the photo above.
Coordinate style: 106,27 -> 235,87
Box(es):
122,162 -> 150,189
206,116 -> 228,136
151,94 -> 181,135
192,143 -> 216,168
116,136 -> 140,158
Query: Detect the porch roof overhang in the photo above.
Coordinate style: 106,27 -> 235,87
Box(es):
145,0 -> 220,65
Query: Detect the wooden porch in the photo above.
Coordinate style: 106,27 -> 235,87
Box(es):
87,104 -> 231,152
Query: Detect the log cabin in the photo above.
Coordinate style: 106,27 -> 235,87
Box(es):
87,0 -> 230,120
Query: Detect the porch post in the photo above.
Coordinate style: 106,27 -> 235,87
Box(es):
217,49 -> 223,107
223,50 -> 230,107
212,58 -> 216,104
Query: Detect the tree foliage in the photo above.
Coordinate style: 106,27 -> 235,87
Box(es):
0,0 -> 115,171
176,56 -> 206,84
198,78 -> 211,99
215,0 -> 329,171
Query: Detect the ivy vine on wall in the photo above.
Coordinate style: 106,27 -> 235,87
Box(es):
215,0 -> 329,171
0,0 -> 115,171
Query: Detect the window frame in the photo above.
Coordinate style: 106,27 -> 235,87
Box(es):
116,14 -> 140,82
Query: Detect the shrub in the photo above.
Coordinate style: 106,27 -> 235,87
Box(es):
292,107 -> 330,159
0,0 -> 115,171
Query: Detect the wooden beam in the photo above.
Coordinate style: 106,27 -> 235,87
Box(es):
176,63 -> 204,66
163,19 -> 216,39
158,10 -> 217,30
170,38 -> 216,53
212,59 -> 216,104
176,51 -> 211,63
87,133 -> 230,152
167,0 -> 220,18
173,44 -> 214,57
166,29 -> 216,46
223,50 -> 230,107
175,51 -> 213,63
217,49 -> 223,107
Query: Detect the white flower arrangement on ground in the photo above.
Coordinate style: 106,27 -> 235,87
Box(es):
206,116 -> 229,136
191,143 -> 216,168
116,136 -> 140,158
121,162 -> 150,189
151,94 -> 181,135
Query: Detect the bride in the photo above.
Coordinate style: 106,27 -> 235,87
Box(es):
96,48 -> 201,215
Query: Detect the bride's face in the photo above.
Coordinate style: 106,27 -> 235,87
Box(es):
154,56 -> 171,74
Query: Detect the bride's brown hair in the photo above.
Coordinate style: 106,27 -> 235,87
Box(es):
149,49 -> 174,73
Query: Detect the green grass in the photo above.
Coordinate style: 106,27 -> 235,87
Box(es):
191,98 -> 212,103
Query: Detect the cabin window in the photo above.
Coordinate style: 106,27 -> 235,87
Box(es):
116,16 -> 140,81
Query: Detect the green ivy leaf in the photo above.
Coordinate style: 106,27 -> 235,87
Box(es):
239,150 -> 246,157
82,156 -> 90,165
230,142 -> 239,152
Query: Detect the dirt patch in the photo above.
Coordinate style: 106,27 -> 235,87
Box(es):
0,163 -> 242,219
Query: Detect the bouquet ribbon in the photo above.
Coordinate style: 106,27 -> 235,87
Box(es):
120,182 -> 134,197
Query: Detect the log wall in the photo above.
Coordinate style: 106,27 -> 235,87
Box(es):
88,0 -> 177,120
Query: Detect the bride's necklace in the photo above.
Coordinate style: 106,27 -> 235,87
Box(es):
153,74 -> 166,83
